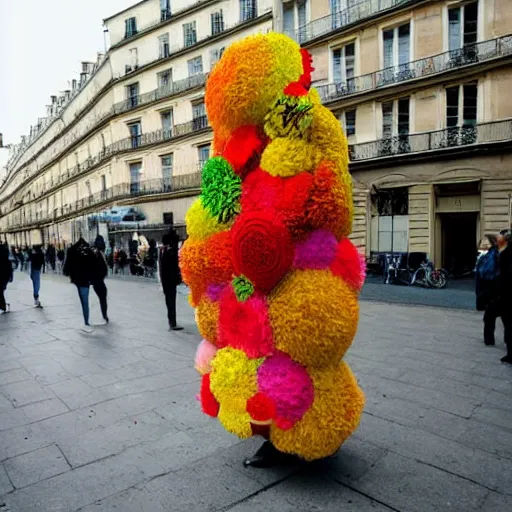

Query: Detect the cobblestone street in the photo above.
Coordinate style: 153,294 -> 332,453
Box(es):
0,272 -> 511,511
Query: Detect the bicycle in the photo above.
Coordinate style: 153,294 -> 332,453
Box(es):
412,259 -> 447,289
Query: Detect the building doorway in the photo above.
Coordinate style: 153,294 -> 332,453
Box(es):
440,212 -> 478,275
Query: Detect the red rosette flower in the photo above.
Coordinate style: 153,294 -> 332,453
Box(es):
200,374 -> 220,417
222,125 -> 268,177
330,238 -> 366,292
231,210 -> 294,294
247,393 -> 276,423
218,286 -> 275,358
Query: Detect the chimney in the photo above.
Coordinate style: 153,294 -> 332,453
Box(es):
51,95 -> 57,104
0,133 -> 3,148
64,90 -> 71,101
72,79 -> 77,90
79,72 -> 87,86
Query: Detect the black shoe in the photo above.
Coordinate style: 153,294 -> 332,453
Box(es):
500,355 -> 512,364
170,325 -> 184,331
485,340 -> 495,346
243,441 -> 300,468
104,316 -> 109,324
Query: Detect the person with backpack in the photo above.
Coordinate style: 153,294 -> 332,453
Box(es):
475,235 -> 500,346
29,245 -> 45,308
63,238 -> 97,332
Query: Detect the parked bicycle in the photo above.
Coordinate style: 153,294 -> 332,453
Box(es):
383,253 -> 447,289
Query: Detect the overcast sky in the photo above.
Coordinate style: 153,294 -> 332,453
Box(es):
0,0 -> 134,154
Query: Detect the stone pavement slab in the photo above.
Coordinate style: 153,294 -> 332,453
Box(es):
0,272 -> 511,511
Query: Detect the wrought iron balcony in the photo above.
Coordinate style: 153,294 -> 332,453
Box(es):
317,35 -> 512,103
112,73 -> 208,115
291,0 -> 415,45
349,120 -> 512,161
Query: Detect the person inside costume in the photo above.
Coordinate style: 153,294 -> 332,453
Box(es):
180,33 -> 365,467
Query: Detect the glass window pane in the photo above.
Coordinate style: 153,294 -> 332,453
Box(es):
283,4 -> 295,34
345,109 -> 356,136
463,84 -> 478,125
382,102 -> 393,137
345,43 -> 355,80
446,86 -> 460,127
398,98 -> 410,135
398,24 -> 410,66
448,8 -> 462,51
332,49 -> 342,82
464,2 -> 478,46
383,29 -> 394,68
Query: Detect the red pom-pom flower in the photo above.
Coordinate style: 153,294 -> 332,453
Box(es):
231,211 -> 294,294
200,374 -> 220,417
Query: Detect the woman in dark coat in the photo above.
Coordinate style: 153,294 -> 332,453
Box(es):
0,243 -> 13,314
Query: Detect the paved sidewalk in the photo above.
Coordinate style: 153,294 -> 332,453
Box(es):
0,272 -> 511,511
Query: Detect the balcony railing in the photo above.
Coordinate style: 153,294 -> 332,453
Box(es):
5,171 -> 203,231
317,35 -> 512,103
349,120 -> 512,161
112,73 -> 208,115
291,0 -> 414,44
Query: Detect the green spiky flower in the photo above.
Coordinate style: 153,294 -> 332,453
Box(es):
201,156 -> 242,224
232,275 -> 254,302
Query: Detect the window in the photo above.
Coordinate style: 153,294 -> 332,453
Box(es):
382,23 -> 411,80
210,47 -> 225,67
160,0 -> 171,21
446,83 -> 478,136
340,109 -> 356,137
126,83 -> 139,108
370,188 -> 409,254
128,122 -> 142,148
240,0 -> 257,22
211,10 -> 224,35
125,17 -> 137,38
198,144 -> 211,169
126,48 -> 139,73
381,97 -> 410,155
158,69 -> 173,89
332,42 -> 355,90
283,3 -> 294,36
183,21 -> 197,47
159,33 -> 170,59
161,110 -> 173,137
187,56 -> 203,76
161,154 -> 173,190
193,101 -> 206,130
130,162 -> 142,194
448,1 -> 478,51
101,175 -> 107,198
331,0 -> 358,29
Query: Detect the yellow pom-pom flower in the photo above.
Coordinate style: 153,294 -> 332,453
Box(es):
185,198 -> 231,241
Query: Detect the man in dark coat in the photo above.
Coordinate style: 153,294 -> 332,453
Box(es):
29,245 -> 45,308
63,238 -> 96,332
91,235 -> 109,324
159,230 -> 183,331
0,243 -> 13,314
497,228 -> 512,364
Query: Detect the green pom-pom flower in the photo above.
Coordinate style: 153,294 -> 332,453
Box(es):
233,275 -> 254,302
201,156 -> 242,223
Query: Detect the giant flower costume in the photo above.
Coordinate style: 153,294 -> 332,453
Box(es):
180,33 -> 365,462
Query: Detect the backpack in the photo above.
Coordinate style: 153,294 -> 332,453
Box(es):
477,250 -> 499,281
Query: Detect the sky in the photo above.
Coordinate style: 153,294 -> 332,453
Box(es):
0,0 -> 134,153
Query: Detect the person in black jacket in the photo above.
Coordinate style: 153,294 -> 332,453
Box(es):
497,228 -> 512,364
91,235 -> 109,324
159,231 -> 183,331
0,243 -> 13,314
63,238 -> 96,332
29,245 -> 45,308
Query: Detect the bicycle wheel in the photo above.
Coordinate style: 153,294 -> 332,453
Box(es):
428,269 -> 447,289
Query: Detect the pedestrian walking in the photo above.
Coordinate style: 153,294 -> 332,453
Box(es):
497,228 -> 512,364
91,235 -> 109,324
29,245 -> 45,308
0,243 -> 13,314
63,238 -> 96,332
57,247 -> 65,273
159,231 -> 183,331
